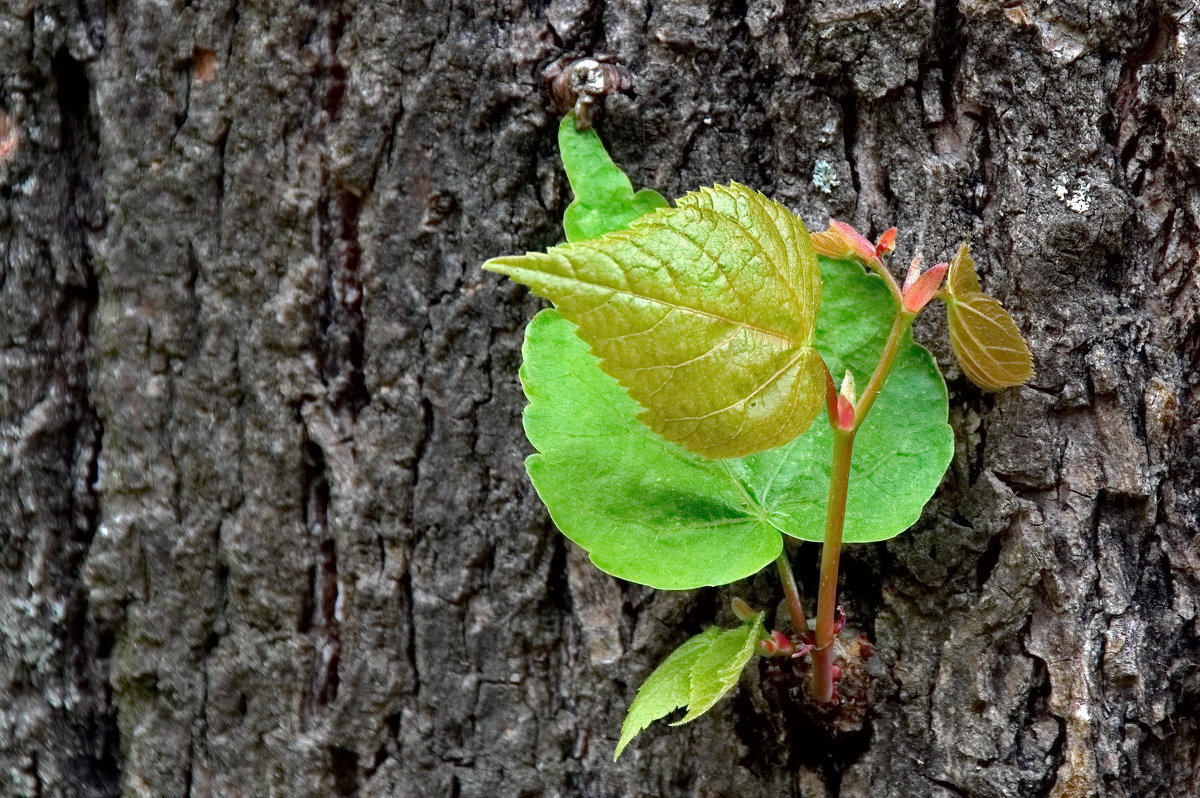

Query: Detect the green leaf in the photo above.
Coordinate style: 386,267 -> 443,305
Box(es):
615,614 -> 765,759
674,614 -> 764,724
614,627 -> 721,760
521,309 -> 783,589
558,112 -> 668,242
489,183 -> 826,459
519,259 -> 953,588
727,260 -> 956,545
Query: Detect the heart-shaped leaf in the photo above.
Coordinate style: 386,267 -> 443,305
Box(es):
944,244 -> 1034,390
519,259 -> 953,589
488,183 -> 824,459
520,308 -> 783,589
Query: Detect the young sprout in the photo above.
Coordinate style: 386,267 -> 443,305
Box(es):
484,113 -> 1034,756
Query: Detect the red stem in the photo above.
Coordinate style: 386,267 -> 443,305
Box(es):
810,428 -> 854,703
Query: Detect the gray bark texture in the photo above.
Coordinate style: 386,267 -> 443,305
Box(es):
2,0 -> 1198,796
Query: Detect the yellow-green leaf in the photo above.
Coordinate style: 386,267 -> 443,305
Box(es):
673,614 -> 764,724
947,242 -> 983,295
943,243 -> 1034,390
946,292 -> 1034,390
485,183 -> 824,459
614,628 -> 721,760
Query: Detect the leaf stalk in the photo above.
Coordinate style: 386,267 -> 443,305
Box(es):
774,551 -> 809,634
865,255 -> 905,306
853,310 -> 915,429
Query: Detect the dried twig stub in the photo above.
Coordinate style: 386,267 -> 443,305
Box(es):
545,55 -> 633,129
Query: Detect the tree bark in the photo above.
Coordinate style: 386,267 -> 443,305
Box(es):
2,1 -> 1198,796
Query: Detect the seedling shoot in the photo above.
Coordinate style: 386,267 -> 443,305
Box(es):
483,111 -> 1033,758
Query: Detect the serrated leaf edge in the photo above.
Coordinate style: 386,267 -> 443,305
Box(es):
614,627 -> 723,760
615,614 -> 765,759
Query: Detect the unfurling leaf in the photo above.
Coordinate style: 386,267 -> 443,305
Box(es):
557,111 -> 668,242
943,244 -> 1034,390
487,183 -> 825,459
615,614 -> 765,759
902,255 -> 923,293
901,261 -> 948,314
615,628 -> 720,759
730,597 -> 758,622
674,614 -> 764,723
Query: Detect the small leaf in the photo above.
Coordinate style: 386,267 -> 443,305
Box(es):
946,292 -> 1035,390
875,226 -> 897,258
615,628 -> 722,759
558,111 -> 668,242
674,614 -> 765,723
488,183 -> 825,459
943,243 -> 1034,390
730,597 -> 758,622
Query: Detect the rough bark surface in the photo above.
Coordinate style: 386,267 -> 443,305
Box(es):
2,1 -> 1198,796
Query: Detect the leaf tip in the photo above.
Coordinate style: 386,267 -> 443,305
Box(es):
875,227 -> 897,258
947,241 -> 982,296
731,597 -> 758,623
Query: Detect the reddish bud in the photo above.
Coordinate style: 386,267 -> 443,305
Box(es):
838,370 -> 856,403
875,227 -> 897,258
835,371 -> 856,430
836,395 -> 855,431
902,261 -> 948,313
812,220 -> 879,264
759,630 -> 797,657
833,605 -> 847,634
831,665 -> 842,682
